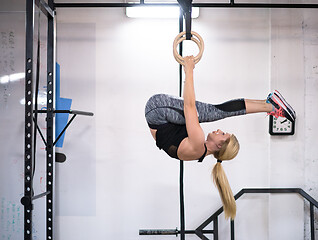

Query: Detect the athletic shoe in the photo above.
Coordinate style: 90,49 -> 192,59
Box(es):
274,90 -> 296,117
266,90 -> 296,122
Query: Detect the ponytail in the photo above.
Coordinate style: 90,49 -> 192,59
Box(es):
212,134 -> 240,220
212,162 -> 236,220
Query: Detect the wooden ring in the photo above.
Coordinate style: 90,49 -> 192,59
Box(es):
173,31 -> 204,65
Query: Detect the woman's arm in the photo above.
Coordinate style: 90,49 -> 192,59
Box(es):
182,56 -> 205,155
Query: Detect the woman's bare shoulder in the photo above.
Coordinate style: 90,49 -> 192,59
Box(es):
177,137 -> 206,161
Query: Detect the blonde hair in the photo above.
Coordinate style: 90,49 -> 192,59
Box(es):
212,134 -> 239,220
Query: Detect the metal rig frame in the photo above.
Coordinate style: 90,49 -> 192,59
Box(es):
23,1 -> 55,240
22,1 -> 93,240
23,0 -> 318,240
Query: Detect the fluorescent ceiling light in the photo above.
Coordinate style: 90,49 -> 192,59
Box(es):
0,72 -> 25,84
126,6 -> 199,18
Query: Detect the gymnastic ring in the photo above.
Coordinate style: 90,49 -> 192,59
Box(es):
173,31 -> 204,65
174,32 -> 204,65
173,31 -> 204,66
174,37 -> 203,64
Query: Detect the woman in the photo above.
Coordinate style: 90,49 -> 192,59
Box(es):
145,56 -> 296,219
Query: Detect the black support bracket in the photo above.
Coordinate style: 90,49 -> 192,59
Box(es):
177,0 -> 193,40
33,109 -> 94,148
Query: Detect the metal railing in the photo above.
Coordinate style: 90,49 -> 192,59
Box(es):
196,188 -> 318,240
140,188 -> 318,240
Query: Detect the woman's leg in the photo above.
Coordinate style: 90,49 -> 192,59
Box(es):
245,97 -> 296,122
145,91 -> 295,126
245,99 -> 273,114
145,94 -> 186,126
145,94 -> 248,126
197,98 -> 247,122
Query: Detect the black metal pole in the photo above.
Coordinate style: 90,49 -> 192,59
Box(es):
179,7 -> 185,240
139,228 -> 214,235
214,217 -> 218,240
310,203 -> 315,240
53,114 -> 77,146
21,191 -> 51,208
231,220 -> 235,240
179,8 -> 183,98
193,3 -> 318,8
53,2 -> 318,8
55,2 -> 179,8
35,0 -> 55,17
46,1 -> 55,239
24,0 -> 35,239
33,117 -> 47,146
177,0 -> 192,40
35,109 -> 94,116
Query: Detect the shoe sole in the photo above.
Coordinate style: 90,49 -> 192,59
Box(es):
274,90 -> 296,120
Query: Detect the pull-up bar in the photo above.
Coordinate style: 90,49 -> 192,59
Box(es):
21,191 -> 51,208
33,109 -> 94,147
54,0 -> 318,43
54,2 -> 318,8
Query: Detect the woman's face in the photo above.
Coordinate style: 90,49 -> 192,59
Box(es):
206,129 -> 231,149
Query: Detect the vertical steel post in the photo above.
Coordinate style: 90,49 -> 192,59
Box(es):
213,217 -> 218,240
24,0 -> 35,239
231,220 -> 235,240
310,203 -> 315,240
179,8 -> 183,97
179,7 -> 185,240
46,1 -> 55,239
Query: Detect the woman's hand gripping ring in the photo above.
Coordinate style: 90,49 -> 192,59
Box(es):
173,31 -> 204,66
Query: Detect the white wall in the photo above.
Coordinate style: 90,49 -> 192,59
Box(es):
269,9 -> 305,240
303,8 -> 318,240
1,1 -> 318,240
